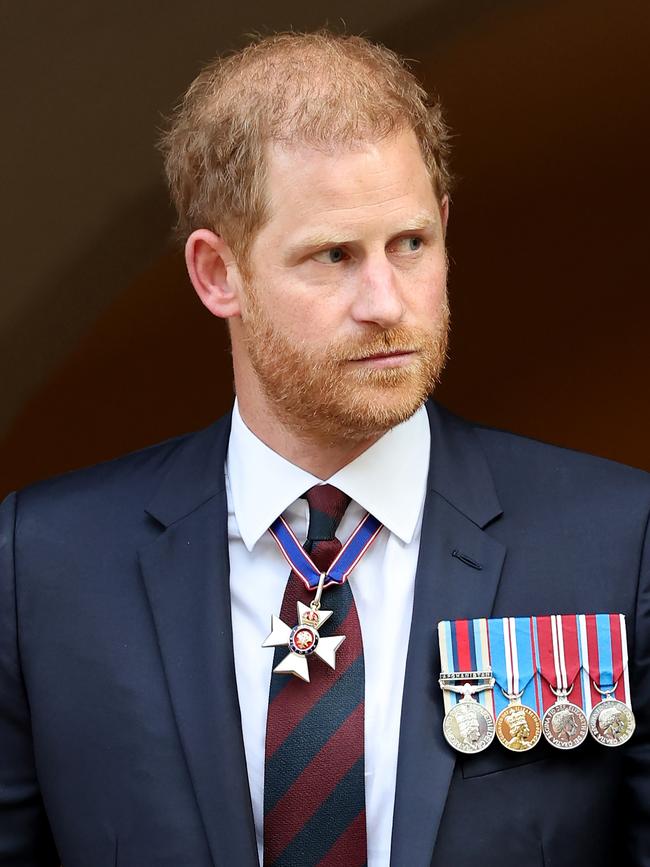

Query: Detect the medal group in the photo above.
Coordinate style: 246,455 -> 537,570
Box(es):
438,614 -> 635,754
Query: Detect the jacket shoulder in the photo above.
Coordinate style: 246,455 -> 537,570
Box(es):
469,416 -> 650,507
9,414 -> 231,531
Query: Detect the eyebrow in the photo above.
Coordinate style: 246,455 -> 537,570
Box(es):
287,213 -> 438,256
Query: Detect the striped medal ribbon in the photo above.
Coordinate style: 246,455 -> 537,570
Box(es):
535,615 -> 589,749
268,512 -> 382,590
579,614 -> 635,747
263,512 -> 383,682
488,617 -> 542,751
438,619 -> 496,754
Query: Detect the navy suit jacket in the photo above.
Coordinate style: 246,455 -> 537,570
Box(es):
1,400 -> 650,867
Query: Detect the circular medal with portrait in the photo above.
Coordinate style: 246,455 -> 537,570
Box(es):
542,702 -> 589,750
496,703 -> 541,752
588,699 -> 635,747
443,700 -> 495,754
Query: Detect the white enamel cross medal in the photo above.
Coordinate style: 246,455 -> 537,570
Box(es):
262,573 -> 346,682
263,510 -> 383,683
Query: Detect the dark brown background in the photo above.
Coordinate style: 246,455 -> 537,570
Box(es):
2,0 -> 648,497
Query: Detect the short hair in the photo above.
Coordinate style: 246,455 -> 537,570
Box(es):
160,30 -> 452,261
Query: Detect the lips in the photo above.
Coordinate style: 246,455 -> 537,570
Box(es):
350,349 -> 415,362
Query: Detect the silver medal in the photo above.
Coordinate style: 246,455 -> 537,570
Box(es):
588,683 -> 635,747
542,684 -> 589,750
440,673 -> 496,754
263,573 -> 345,682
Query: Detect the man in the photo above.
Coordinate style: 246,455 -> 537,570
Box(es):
1,30 -> 649,867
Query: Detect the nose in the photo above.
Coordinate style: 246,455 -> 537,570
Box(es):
350,256 -> 404,328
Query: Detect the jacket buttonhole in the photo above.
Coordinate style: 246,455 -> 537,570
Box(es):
451,549 -> 483,570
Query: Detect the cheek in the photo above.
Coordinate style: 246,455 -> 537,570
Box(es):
275,279 -> 353,335
404,260 -> 448,314
246,273 -> 306,334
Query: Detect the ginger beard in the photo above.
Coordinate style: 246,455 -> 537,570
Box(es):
239,277 -> 450,444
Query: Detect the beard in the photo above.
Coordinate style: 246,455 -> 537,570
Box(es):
239,281 -> 450,444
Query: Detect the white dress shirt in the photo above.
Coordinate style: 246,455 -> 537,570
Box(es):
226,401 -> 430,866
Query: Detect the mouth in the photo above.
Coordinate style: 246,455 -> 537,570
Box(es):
348,349 -> 417,368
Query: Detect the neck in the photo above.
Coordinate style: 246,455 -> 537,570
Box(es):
236,392 -> 381,479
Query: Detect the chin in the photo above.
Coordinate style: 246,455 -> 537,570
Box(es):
319,387 -> 430,442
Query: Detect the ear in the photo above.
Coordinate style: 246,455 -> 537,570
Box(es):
439,195 -> 450,240
185,229 -> 243,319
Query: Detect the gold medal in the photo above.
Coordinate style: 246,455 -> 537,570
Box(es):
496,692 -> 541,752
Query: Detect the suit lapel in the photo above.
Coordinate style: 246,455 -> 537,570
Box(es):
390,402 -> 507,867
139,415 -> 258,867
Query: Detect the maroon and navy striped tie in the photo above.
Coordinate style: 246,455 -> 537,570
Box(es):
263,484 -> 367,866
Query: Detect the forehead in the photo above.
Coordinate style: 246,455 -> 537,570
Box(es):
258,128 -> 439,242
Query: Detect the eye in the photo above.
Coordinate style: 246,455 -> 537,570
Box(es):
391,236 -> 424,254
312,246 -> 348,264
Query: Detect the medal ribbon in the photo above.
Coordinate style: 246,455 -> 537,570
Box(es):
438,618 -> 494,717
269,511 -> 383,590
488,617 -> 541,718
534,615 -> 584,712
578,613 -> 631,709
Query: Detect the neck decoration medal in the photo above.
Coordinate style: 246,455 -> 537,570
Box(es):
438,620 -> 496,754
262,512 -> 382,682
580,614 -> 635,747
536,615 -> 588,749
488,617 -> 542,751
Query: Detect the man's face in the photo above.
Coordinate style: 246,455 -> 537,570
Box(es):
234,127 -> 449,443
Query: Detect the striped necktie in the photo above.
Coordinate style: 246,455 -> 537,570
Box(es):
263,484 -> 367,866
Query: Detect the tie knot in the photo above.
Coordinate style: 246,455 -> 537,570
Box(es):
303,484 -> 351,542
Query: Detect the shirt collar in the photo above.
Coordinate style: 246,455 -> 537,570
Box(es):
226,399 -> 430,551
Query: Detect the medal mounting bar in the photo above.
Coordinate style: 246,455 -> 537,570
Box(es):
439,670 -> 493,684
